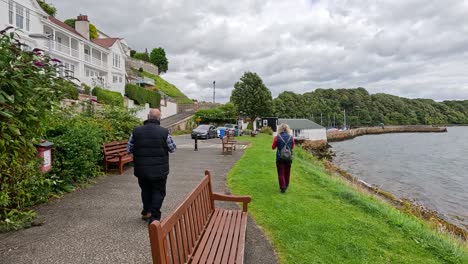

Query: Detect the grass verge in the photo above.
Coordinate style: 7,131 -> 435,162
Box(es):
228,135 -> 468,264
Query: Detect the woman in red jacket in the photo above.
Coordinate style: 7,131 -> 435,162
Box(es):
272,123 -> 295,193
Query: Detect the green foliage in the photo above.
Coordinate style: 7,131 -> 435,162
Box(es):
150,47 -> 169,74
259,126 -> 273,135
194,103 -> 237,124
125,84 -> 161,108
141,70 -> 193,104
92,87 -> 123,106
63,19 -> 98,39
130,50 -> 137,57
0,28 -> 77,230
89,24 -> 98,39
231,72 -> 273,121
228,135 -> 468,263
133,52 -> 150,62
273,88 -> 468,127
37,0 -> 56,16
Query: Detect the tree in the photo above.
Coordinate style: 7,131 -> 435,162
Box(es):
150,47 -> 169,74
230,72 -> 273,129
37,0 -> 57,16
130,49 -> 137,58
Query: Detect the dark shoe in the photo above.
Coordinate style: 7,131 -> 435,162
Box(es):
280,188 -> 286,193
141,212 -> 151,220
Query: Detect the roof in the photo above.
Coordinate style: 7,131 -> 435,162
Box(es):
278,119 -> 324,130
92,38 -> 120,48
48,16 -> 87,39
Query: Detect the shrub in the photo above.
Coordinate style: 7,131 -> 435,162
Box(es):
92,87 -> 123,106
260,126 -> 273,135
125,84 -> 160,108
37,0 -> 56,16
0,27 -> 76,229
94,105 -> 141,142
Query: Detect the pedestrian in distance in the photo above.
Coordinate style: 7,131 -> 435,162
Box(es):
127,109 -> 176,224
272,123 -> 295,193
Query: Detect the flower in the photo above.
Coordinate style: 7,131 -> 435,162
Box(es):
32,48 -> 44,54
51,58 -> 61,63
33,61 -> 45,67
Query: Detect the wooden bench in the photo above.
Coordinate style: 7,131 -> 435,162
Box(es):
222,136 -> 234,154
103,140 -> 133,174
149,170 -> 252,264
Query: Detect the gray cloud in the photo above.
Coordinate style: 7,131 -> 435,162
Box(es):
51,0 -> 468,102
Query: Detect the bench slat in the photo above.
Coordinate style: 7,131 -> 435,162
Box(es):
228,210 -> 243,264
211,210 -> 233,263
194,209 -> 226,264
220,210 -> 239,264
175,220 -> 186,264
205,209 -> 230,263
236,212 -> 248,264
190,209 -> 222,264
168,229 -> 178,264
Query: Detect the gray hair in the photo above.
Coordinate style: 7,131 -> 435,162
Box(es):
277,123 -> 292,135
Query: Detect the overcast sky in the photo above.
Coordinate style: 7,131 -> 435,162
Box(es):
49,0 -> 468,103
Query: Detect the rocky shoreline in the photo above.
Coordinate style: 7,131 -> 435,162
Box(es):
327,125 -> 447,142
324,162 -> 467,241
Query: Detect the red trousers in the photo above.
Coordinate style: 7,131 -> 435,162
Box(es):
276,161 -> 291,190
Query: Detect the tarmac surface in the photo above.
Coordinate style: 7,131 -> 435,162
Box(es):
0,135 -> 278,264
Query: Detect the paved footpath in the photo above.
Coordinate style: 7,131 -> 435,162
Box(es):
0,136 -> 277,264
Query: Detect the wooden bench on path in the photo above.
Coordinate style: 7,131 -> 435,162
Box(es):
149,170 -> 252,264
222,136 -> 235,154
103,140 -> 133,175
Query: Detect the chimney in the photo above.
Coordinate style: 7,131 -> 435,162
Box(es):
75,14 -> 90,40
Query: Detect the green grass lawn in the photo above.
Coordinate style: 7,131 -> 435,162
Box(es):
228,135 -> 468,264
142,71 -> 193,104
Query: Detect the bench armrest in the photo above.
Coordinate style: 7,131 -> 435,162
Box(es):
212,193 -> 252,212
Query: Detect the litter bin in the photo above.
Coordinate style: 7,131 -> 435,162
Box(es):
219,128 -> 225,138
234,127 -> 239,136
35,140 -> 53,173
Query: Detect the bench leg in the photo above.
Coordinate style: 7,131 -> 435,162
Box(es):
105,161 -> 108,174
119,162 -> 123,175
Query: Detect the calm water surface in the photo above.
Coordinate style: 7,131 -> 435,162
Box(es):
331,126 -> 468,229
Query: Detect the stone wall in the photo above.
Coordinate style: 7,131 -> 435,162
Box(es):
126,58 -> 159,76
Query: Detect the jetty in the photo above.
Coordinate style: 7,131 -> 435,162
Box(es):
327,125 -> 447,142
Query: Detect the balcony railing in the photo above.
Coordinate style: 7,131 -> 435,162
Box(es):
50,41 -> 79,58
83,54 -> 106,68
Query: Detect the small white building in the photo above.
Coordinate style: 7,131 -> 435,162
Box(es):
278,118 -> 327,141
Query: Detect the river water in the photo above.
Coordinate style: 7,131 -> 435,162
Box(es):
330,126 -> 468,229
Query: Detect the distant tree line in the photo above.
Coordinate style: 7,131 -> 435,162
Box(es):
273,88 -> 468,127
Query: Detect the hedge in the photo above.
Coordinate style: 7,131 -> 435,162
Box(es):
125,83 -> 160,108
92,87 -> 123,106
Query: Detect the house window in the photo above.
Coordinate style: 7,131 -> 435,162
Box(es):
16,4 -> 24,30
26,9 -> 30,31
113,53 -> 120,68
8,0 -> 13,25
86,69 -> 90,76
119,76 -> 122,83
113,75 -> 118,83
69,65 -> 75,77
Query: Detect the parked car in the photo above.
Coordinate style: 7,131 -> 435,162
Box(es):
224,124 -> 242,136
191,125 -> 217,139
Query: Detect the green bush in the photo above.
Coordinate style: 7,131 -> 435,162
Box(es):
0,28 -> 80,230
260,126 -> 273,135
125,84 -> 160,108
92,87 -> 123,106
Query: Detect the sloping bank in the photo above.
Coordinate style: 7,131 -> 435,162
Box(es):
227,135 -> 467,264
328,125 -> 447,142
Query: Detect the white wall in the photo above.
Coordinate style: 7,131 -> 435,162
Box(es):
1,0 -> 47,50
160,100 -> 177,119
298,128 -> 327,141
107,41 -> 126,95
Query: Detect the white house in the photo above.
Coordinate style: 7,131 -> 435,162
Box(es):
1,0 -> 129,95
278,118 -> 327,141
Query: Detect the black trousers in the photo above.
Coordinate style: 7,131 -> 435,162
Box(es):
138,177 -> 167,222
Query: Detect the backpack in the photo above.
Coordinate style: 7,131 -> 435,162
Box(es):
278,135 -> 292,162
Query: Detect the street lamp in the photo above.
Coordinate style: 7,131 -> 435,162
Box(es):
212,80 -> 216,104
28,33 -> 53,53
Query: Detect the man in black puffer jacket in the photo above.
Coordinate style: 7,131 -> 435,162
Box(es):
127,109 -> 176,224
